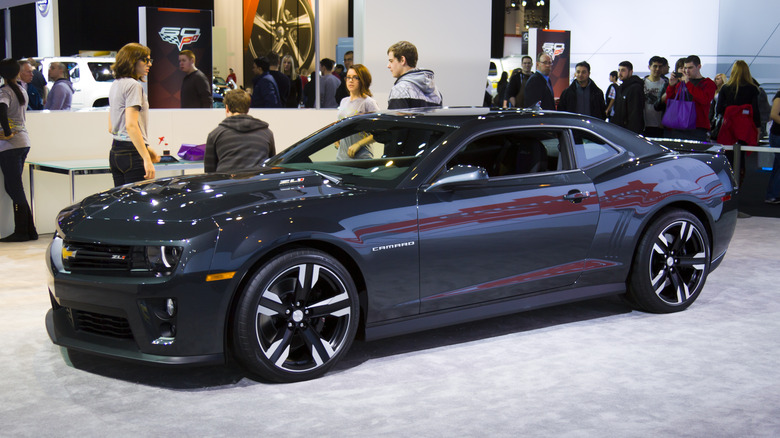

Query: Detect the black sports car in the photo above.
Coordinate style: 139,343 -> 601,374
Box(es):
46,108 -> 738,382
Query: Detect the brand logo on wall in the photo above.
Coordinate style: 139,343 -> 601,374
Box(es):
36,0 -> 50,17
542,42 -> 566,61
159,27 -> 202,51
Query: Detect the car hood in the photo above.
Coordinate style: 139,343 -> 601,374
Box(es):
70,168 -> 357,223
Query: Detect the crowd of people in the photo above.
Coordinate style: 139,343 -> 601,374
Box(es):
497,53 -> 779,202
3,40 -> 780,242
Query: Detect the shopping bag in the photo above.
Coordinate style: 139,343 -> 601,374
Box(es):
177,144 -> 206,161
662,84 -> 696,130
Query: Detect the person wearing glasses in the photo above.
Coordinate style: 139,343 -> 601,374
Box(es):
108,42 -> 159,186
523,53 -> 556,110
335,64 -> 379,160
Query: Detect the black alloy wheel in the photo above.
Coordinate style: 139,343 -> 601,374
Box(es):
628,209 -> 710,313
233,249 -> 359,382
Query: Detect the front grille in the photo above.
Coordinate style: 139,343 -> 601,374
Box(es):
66,307 -> 134,339
63,241 -> 135,272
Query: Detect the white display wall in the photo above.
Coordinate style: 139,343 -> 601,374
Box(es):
354,0 -> 492,109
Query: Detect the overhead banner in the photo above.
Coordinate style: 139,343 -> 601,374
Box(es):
528,28 -> 571,100
139,7 -> 213,108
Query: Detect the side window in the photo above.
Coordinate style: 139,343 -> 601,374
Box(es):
571,129 -> 619,168
447,130 -> 568,178
66,62 -> 80,82
89,62 -> 115,82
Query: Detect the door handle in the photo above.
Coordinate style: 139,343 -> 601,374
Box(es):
563,190 -> 591,203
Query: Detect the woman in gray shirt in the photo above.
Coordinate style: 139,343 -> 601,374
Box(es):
336,64 -> 380,160
108,43 -> 158,186
0,58 -> 37,242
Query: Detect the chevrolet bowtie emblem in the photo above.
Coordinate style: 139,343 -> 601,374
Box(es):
62,247 -> 76,259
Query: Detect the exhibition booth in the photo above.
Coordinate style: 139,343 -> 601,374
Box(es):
0,0 -> 491,235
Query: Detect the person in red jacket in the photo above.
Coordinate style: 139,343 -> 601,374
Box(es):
665,55 -> 716,141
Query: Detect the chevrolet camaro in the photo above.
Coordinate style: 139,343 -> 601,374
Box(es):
46,108 -> 738,382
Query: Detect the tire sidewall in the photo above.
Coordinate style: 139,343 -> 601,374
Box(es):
233,249 -> 359,382
628,210 -> 710,313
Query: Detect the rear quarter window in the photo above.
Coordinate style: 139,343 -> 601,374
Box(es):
571,129 -> 619,168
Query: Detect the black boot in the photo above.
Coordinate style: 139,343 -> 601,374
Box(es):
0,202 -> 33,243
25,203 -> 38,241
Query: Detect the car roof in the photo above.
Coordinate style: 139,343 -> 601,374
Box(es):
356,107 -> 669,157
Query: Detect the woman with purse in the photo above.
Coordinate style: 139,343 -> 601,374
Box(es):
715,60 -> 760,146
715,60 -> 760,186
108,42 -> 159,186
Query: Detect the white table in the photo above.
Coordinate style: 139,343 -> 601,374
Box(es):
27,159 -> 204,216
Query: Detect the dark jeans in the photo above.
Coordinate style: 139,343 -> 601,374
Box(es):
109,140 -> 145,186
766,134 -> 780,200
0,147 -> 31,205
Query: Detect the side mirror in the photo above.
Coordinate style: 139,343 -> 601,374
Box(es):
425,165 -> 489,192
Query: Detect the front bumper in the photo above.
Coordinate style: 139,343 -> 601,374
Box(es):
45,224 -> 237,366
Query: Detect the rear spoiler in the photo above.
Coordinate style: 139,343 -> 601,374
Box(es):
648,137 -> 724,154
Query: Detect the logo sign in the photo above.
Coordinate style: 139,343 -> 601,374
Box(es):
159,27 -> 202,51
36,0 -> 50,17
542,42 -> 566,61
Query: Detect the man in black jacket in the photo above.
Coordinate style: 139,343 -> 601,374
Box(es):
179,50 -> 213,108
557,61 -> 606,119
523,53 -> 555,110
611,61 -> 645,133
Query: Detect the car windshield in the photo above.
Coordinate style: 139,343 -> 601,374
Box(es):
213,76 -> 226,86
267,118 -> 453,189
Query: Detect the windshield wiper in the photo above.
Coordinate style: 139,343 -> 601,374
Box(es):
312,170 -> 342,185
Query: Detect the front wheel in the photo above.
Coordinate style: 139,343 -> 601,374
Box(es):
627,210 -> 710,313
233,249 -> 359,382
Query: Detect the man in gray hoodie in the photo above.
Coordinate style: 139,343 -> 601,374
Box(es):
386,41 -> 442,109
44,62 -> 74,110
205,89 -> 275,173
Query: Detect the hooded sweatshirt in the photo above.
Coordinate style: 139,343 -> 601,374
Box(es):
611,75 -> 645,134
44,78 -> 74,110
205,114 -> 276,173
388,69 -> 443,109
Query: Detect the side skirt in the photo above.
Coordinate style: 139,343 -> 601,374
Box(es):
364,283 -> 625,341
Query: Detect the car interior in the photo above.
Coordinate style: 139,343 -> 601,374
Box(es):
447,130 -> 567,177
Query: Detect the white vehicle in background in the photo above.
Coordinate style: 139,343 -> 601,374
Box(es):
487,55 -> 527,97
40,56 -> 115,109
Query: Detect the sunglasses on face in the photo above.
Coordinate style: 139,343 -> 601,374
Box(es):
140,57 -> 153,65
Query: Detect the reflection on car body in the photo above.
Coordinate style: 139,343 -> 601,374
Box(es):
46,108 -> 738,382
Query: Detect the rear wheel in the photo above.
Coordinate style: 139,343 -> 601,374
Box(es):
627,210 -> 710,313
233,249 -> 359,382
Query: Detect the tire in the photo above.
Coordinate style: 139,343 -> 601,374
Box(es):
233,249 -> 359,382
248,0 -> 315,71
627,209 -> 710,313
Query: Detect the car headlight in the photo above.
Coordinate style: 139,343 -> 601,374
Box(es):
145,246 -> 183,272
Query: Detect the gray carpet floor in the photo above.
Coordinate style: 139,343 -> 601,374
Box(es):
1,217 -> 779,437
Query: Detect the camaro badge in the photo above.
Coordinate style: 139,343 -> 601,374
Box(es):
372,241 -> 415,252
